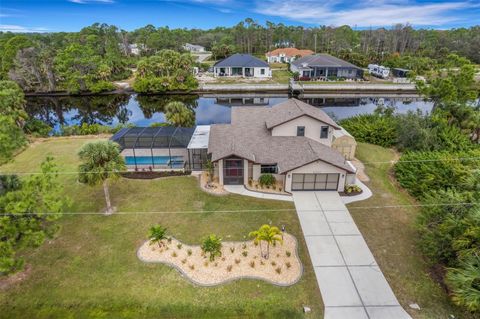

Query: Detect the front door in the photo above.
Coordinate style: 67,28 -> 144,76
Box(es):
224,158 -> 244,185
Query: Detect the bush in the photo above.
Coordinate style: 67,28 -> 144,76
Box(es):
340,114 -> 398,147
201,234 -> 222,261
258,174 -> 276,187
394,149 -> 480,198
446,255 -> 480,312
59,123 -> 112,136
344,184 -> 361,194
23,118 -> 52,137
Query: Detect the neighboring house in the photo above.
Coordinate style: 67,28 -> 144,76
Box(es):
119,43 -> 144,56
290,54 -> 363,80
332,127 -> 357,160
184,43 -> 206,53
213,54 -> 272,78
207,99 -> 357,192
266,48 -> 314,63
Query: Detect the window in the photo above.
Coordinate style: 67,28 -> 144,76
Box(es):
297,126 -> 305,136
320,126 -> 329,139
260,68 -> 265,75
261,164 -> 278,174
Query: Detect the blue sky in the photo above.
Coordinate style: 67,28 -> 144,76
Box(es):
1,0 -> 479,32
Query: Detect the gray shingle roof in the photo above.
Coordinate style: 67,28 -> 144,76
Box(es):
214,54 -> 269,68
292,54 -> 361,69
265,99 -> 340,129
208,99 -> 355,174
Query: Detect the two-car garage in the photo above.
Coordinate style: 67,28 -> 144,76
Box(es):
291,173 -> 340,191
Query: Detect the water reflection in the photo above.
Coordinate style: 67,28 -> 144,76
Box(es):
25,93 -> 433,132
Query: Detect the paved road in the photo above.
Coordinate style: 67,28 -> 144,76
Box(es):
292,191 -> 411,319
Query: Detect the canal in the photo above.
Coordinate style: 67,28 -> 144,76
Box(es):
25,93 -> 433,132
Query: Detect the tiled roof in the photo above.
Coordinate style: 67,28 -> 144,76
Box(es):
214,54 -> 269,68
266,48 -> 314,58
208,99 -> 354,174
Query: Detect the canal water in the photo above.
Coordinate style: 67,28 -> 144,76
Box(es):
25,93 -> 433,132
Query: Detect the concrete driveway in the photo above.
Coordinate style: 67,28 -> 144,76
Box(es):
293,191 -> 411,319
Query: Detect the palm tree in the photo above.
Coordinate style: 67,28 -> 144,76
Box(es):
164,101 -> 195,127
78,141 -> 126,215
148,225 -> 168,248
249,224 -> 283,259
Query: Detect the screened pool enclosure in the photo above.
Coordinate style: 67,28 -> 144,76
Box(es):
111,126 -> 197,170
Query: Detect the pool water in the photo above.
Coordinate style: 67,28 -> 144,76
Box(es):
125,156 -> 184,167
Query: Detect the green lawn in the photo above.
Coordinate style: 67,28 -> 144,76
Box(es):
349,143 -> 475,319
0,137 -> 322,319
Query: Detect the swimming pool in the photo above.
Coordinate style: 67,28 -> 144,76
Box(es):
125,156 -> 184,167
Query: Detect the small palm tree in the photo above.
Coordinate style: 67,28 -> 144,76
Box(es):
165,101 -> 195,127
78,141 -> 126,215
249,225 -> 283,259
201,234 -> 222,261
148,225 -> 168,248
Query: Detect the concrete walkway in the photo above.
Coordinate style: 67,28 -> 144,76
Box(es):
293,191 -> 411,319
223,185 -> 293,202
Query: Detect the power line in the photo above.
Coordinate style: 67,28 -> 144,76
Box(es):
0,201 -> 477,216
1,156 -> 479,175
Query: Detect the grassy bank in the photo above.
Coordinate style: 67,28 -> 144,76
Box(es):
349,143 -> 475,319
0,137 -> 322,319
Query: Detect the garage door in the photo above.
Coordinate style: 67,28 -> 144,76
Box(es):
291,173 -> 339,191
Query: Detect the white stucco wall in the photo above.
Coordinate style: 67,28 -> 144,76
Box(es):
218,159 -> 224,185
284,160 -> 347,193
271,115 -> 334,146
253,67 -> 272,78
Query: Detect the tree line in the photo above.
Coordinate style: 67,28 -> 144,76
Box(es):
340,58 -> 480,313
1,21 -> 479,93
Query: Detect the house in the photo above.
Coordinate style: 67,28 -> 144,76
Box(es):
207,99 -> 357,192
183,43 -> 206,53
290,54 -> 363,80
266,48 -> 314,63
213,54 -> 272,78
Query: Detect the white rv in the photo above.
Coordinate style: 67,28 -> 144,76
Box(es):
368,64 -> 390,79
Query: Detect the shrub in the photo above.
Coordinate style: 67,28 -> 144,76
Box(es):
171,251 -> 177,257
249,261 -> 255,268
286,262 -> 291,269
227,265 -> 233,272
201,234 -> 222,261
187,249 -> 192,256
258,174 -> 276,187
345,184 -> 362,194
275,267 -> 282,274
230,247 -> 235,253
23,118 -> 52,137
446,255 -> 480,312
235,258 -> 240,264
340,114 -> 398,147
189,264 -> 195,270
242,251 -> 248,257
177,243 -> 182,250
181,258 -> 187,264
286,251 -> 291,257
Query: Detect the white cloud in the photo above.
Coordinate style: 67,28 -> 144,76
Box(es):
255,0 -> 476,27
68,0 -> 115,4
0,24 -> 49,33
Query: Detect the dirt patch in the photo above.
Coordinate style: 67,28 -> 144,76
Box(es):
351,158 -> 370,182
138,233 -> 302,286
0,265 -> 31,290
